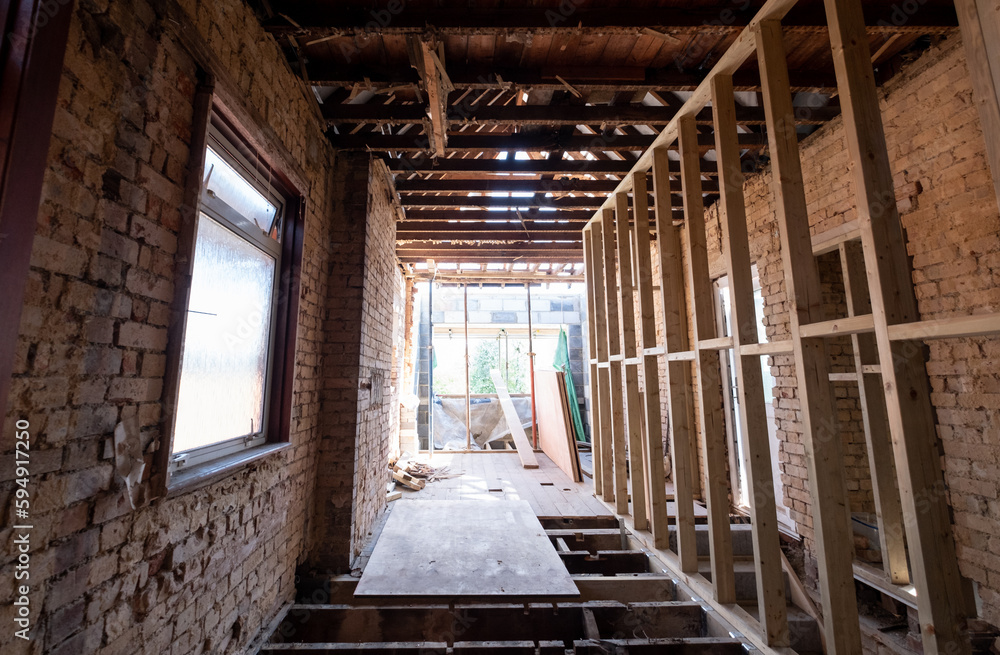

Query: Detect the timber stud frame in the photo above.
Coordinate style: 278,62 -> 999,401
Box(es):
581,0 -> 1000,652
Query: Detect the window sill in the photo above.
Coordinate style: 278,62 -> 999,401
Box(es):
166,442 -> 292,498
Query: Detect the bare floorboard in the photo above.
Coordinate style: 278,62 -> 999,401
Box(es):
355,499 -> 580,597
405,451 -> 611,517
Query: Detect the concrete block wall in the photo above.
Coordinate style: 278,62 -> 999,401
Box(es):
0,1 -> 402,653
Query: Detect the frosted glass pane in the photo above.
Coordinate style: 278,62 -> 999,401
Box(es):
204,146 -> 279,237
173,214 -> 276,453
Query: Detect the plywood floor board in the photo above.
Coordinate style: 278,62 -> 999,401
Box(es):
355,500 -> 580,597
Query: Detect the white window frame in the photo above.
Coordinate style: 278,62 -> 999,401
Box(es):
168,123 -> 285,473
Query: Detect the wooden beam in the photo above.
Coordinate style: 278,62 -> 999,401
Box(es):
711,73 -> 789,646
265,7 -> 957,35
385,156 -> 717,176
332,133 -> 659,152
839,241 -> 909,586
324,103 -> 837,128
825,0 -> 976,649
491,370 -> 539,469
404,205 -> 687,221
395,221 -> 587,234
399,196 -> 616,210
397,231 -> 584,242
756,19 -> 860,653
577,0 -> 806,229
397,242 -> 582,253
651,147 -> 699,574
417,39 -> 448,156
887,313 -> 1000,341
955,0 -> 1000,214
599,208 -> 630,515
614,191 -> 649,531
797,314 -> 875,338
584,228 -> 604,498
631,171 -> 670,549
395,179 -> 623,194
591,219 -> 616,502
401,210 -> 595,223
304,63 -> 842,92
678,113 -> 736,605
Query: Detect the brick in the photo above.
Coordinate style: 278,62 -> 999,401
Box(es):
117,321 -> 167,350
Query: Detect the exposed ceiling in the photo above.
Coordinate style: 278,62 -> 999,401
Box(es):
258,0 -> 957,280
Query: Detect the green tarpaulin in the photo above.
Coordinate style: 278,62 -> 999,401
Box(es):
553,328 -> 587,442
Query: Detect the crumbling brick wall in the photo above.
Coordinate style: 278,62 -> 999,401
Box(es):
0,0 -> 401,654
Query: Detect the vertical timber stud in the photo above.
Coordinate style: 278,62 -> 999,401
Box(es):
615,191 -> 649,530
601,208 -> 630,515
839,241 -> 909,585
955,0 -> 1000,214
826,0 -> 975,649
677,113 -> 736,604
632,171 -> 670,548
590,224 -> 615,501
711,74 -> 789,645
583,228 -> 604,497
652,147 -> 698,573
756,19 -> 861,653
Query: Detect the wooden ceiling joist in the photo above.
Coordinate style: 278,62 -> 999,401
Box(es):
399,196 -> 617,210
401,210 -> 595,222
302,64 -> 842,93
383,157 -> 717,176
398,231 -> 582,242
394,179 -> 622,194
396,221 -> 586,234
263,6 -> 956,36
323,103 -> 839,127
402,207 -> 687,220
394,178 -> 721,194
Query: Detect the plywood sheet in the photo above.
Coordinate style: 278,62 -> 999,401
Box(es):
536,370 -> 581,482
355,500 -> 579,596
490,370 -> 539,468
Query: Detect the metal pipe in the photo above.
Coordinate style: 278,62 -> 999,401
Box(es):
464,284 -> 471,450
428,278 -> 434,459
527,283 -> 538,449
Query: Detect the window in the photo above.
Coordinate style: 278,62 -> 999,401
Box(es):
714,270 -> 797,535
164,109 -> 301,481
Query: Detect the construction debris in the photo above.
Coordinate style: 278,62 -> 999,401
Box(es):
388,456 -> 463,491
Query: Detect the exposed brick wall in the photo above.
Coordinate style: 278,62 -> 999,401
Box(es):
0,1 -> 399,654
351,162 -> 402,561
672,31 -> 1000,621
308,154 -> 403,571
